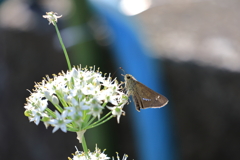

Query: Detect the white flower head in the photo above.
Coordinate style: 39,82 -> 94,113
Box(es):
69,146 -> 129,160
24,66 -> 127,134
43,11 -> 62,25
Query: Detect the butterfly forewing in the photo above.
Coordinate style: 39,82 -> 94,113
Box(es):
125,74 -> 169,111
135,81 -> 168,109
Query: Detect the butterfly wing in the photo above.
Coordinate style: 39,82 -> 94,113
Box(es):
132,94 -> 142,112
125,74 -> 168,111
133,81 -> 168,111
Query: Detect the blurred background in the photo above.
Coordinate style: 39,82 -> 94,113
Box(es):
1,0 -> 240,159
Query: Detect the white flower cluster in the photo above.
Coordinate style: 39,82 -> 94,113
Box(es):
43,11 -> 62,25
24,66 -> 128,133
69,147 -> 128,160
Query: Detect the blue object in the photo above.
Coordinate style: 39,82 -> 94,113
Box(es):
88,1 -> 176,159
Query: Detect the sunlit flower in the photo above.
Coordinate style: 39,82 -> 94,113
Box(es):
43,11 -> 62,25
48,110 -> 72,133
87,98 -> 104,119
68,146 -> 129,160
24,66 -> 128,135
107,106 -> 125,123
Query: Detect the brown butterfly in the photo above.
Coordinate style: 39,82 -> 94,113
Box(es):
124,74 -> 168,112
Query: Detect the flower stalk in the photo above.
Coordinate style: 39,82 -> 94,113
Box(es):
54,22 -> 72,70
81,135 -> 89,156
43,11 -> 71,70
24,11 -> 130,159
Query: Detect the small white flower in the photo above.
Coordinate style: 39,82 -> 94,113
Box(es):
44,90 -> 52,101
107,106 -> 125,123
88,99 -> 104,119
48,110 -> 72,133
81,83 -> 99,95
43,11 -> 62,25
71,67 -> 79,78
29,110 -> 42,125
52,95 -> 59,105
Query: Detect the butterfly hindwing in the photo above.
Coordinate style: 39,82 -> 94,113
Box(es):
134,81 -> 168,110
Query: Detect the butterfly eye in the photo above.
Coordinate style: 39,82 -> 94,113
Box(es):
127,76 -> 131,79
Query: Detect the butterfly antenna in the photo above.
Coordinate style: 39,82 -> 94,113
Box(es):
112,66 -> 125,76
119,67 -> 126,77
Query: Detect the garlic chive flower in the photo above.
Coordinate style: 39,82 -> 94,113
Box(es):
107,106 -> 125,123
43,11 -> 62,25
68,146 -> 129,160
113,152 -> 128,160
69,146 -> 110,160
24,66 -> 128,135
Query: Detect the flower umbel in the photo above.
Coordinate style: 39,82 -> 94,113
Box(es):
24,66 -> 128,137
68,146 -> 128,160
43,11 -> 62,25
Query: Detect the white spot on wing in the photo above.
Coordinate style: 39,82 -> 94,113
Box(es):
142,98 -> 151,101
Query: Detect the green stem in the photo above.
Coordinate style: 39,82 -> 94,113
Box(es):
53,103 -> 64,113
89,115 -> 113,129
85,114 -> 114,130
81,135 -> 89,158
83,111 -> 111,130
45,108 -> 56,117
84,116 -> 96,128
54,23 -> 72,70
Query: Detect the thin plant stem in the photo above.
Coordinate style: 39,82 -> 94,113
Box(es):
85,115 -> 114,130
83,111 -> 112,130
81,135 -> 89,157
89,115 -> 113,129
54,22 -> 72,70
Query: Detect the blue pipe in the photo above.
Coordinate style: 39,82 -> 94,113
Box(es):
88,1 -> 176,159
